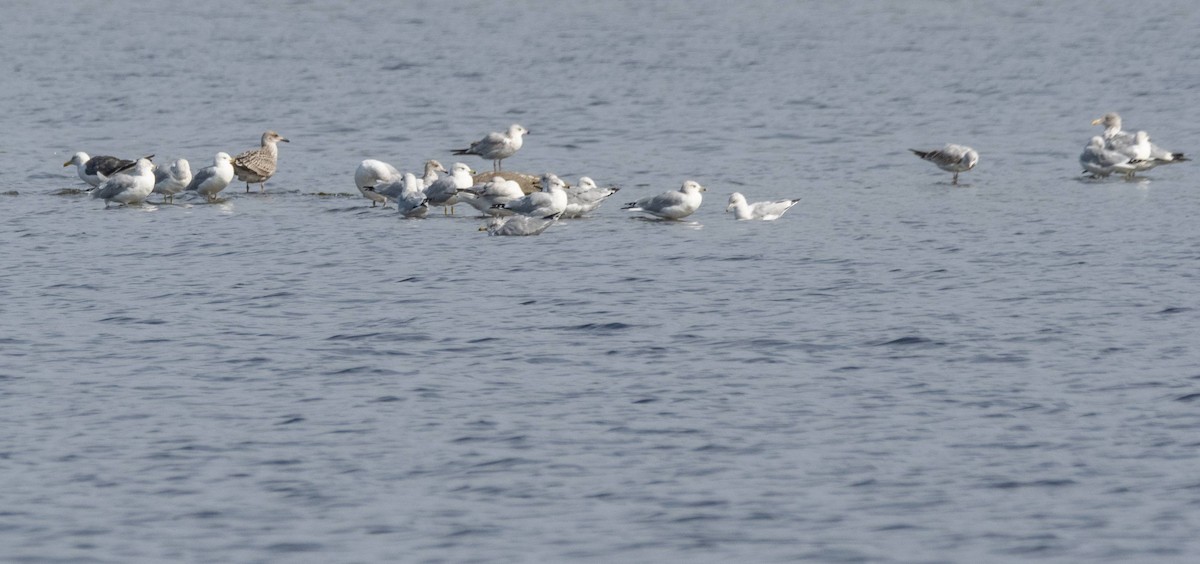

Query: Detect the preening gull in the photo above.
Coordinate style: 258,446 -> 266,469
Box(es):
909,144 -> 978,184
64,152 -> 134,187
424,162 -> 475,214
1092,112 -> 1187,173
481,213 -> 560,236
561,177 -> 619,218
153,158 -> 192,203
457,176 -> 526,216
355,159 -> 402,207
452,124 -> 528,172
376,173 -> 428,218
185,152 -> 235,202
92,157 -> 155,208
495,173 -> 568,217
726,192 -> 800,220
1080,136 -> 1137,178
622,180 -> 706,220
232,130 -> 289,192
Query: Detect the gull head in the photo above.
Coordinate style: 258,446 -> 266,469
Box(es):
577,177 -> 597,191
172,159 -> 191,177
508,124 -> 528,138
426,159 -> 447,174
1092,112 -> 1121,128
451,162 -> 473,175
64,152 -> 89,167
263,130 -> 290,144
726,192 -> 747,212
681,180 -> 705,193
540,173 -> 565,192
135,157 -> 155,172
1134,130 -> 1150,144
215,152 -> 233,165
1088,136 -> 1105,149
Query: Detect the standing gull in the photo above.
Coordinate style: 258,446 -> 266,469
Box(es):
452,124 -> 528,172
377,173 -> 429,218
92,157 -> 156,208
495,173 -> 568,217
424,162 -> 475,214
726,193 -> 800,220
354,159 -> 402,207
561,177 -> 620,218
622,180 -> 706,220
64,152 -> 134,187
185,152 -> 236,203
153,158 -> 192,203
909,144 -> 979,184
232,130 -> 289,192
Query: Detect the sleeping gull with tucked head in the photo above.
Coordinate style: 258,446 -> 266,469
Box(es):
185,152 -> 235,203
1080,136 -> 1137,178
153,158 -> 192,203
92,157 -> 156,208
561,177 -> 620,218
354,159 -> 402,207
622,180 -> 706,220
726,193 -> 800,220
452,124 -> 528,172
909,143 -> 979,184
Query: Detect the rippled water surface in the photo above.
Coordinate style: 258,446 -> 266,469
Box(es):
5,1 -> 1200,562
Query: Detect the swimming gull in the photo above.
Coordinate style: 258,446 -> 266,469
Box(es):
185,152 -> 236,202
452,124 -> 528,172
153,158 -> 192,203
622,180 -> 706,220
92,157 -> 156,208
495,173 -> 568,217
376,172 -> 428,218
561,177 -> 620,218
1079,136 -> 1138,178
1092,112 -> 1187,172
909,144 -> 979,184
481,213 -> 560,236
232,130 -> 289,192
355,159 -> 402,207
63,152 -> 134,187
726,192 -> 800,220
424,162 -> 475,214
457,176 -> 526,216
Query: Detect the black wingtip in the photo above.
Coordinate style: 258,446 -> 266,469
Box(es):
451,149 -> 469,156
1174,153 -> 1189,162
909,149 -> 927,158
621,202 -> 636,209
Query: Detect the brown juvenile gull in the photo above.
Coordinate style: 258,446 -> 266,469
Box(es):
232,130 -> 289,192
452,124 -> 528,172
909,144 -> 979,185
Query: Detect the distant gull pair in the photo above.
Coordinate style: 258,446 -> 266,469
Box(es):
1081,112 -> 1187,178
910,144 -> 979,184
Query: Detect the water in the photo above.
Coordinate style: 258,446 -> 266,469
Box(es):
3,0 -> 1200,562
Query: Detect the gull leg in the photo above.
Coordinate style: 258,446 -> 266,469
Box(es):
952,172 -> 959,185
260,182 -> 266,193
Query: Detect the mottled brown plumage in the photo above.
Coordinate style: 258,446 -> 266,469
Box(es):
232,130 -> 289,192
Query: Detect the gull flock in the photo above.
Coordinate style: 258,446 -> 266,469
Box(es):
64,113 -> 1185,235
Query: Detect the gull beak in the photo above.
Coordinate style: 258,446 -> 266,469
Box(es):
62,160 -> 71,167
1091,118 -> 1103,126
280,138 -> 290,143
478,225 -> 488,231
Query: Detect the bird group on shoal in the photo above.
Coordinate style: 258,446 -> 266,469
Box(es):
63,112 -> 1182,235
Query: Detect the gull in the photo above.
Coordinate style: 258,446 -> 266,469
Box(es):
377,173 -> 428,218
726,192 -> 800,220
452,124 -> 528,172
63,152 -> 133,187
354,159 -> 402,207
423,162 -> 475,214
1080,136 -> 1138,178
92,157 -> 155,208
185,152 -> 236,203
457,176 -> 526,216
417,159 -> 447,190
495,173 -> 568,217
480,213 -> 560,236
152,158 -> 192,203
909,144 -> 978,184
1091,112 -> 1186,172
561,177 -> 620,218
232,130 -> 289,192
622,180 -> 706,220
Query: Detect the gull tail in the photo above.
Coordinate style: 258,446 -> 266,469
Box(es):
451,148 -> 472,156
1173,153 -> 1189,162
909,149 -> 930,159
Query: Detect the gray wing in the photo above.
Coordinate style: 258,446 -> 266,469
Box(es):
92,175 -> 134,199
636,190 -> 686,212
503,192 -> 550,215
1103,132 -> 1136,152
185,167 -> 215,191
375,180 -> 406,199
919,147 -> 967,168
468,132 -> 507,157
424,177 -> 457,205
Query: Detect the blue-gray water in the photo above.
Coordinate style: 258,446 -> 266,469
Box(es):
4,1 -> 1200,562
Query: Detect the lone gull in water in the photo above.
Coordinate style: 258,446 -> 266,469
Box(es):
354,159 -> 402,207
64,152 -> 134,187
423,162 -> 475,214
232,130 -> 289,192
726,192 -> 800,220
481,213 -> 560,236
622,180 -> 706,220
185,152 -> 236,203
909,144 -> 979,184
153,158 -> 192,203
92,157 -> 156,208
561,177 -> 620,218
452,124 -> 528,172
495,173 -> 568,217
1092,113 -> 1187,174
